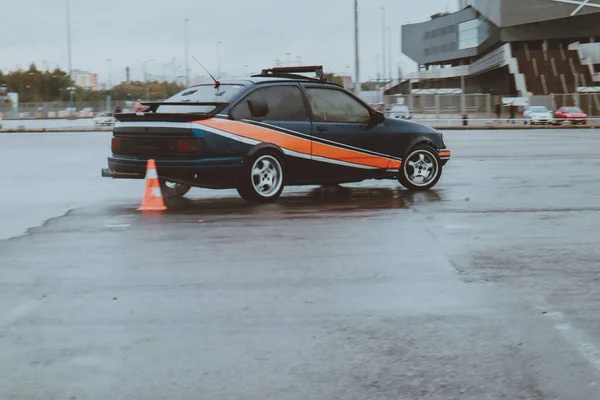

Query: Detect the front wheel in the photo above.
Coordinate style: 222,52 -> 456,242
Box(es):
237,152 -> 285,203
398,146 -> 442,191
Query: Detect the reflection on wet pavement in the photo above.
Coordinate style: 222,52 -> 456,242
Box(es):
141,186 -> 444,218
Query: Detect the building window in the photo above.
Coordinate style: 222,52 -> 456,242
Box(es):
458,18 -> 489,50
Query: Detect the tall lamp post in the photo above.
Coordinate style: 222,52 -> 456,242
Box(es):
217,41 -> 222,79
106,58 -> 112,90
354,0 -> 361,95
64,0 -> 73,108
143,59 -> 154,99
184,19 -> 190,87
381,7 -> 386,88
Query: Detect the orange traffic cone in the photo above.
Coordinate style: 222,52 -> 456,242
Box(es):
137,159 -> 168,212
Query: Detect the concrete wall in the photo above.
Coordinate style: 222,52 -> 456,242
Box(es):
501,13 -> 600,42
460,0 -> 600,27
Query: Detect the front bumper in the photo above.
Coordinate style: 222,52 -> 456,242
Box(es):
438,150 -> 451,165
531,117 -> 552,123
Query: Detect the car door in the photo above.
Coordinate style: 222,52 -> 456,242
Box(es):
301,85 -> 392,181
229,83 -> 313,182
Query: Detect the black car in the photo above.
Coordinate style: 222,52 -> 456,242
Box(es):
102,66 -> 451,202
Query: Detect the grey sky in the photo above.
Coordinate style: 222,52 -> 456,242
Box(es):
1,0 -> 456,84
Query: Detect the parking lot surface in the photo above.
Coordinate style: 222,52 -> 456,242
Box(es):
1,129 -> 600,399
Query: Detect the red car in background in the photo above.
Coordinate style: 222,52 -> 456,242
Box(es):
553,106 -> 588,125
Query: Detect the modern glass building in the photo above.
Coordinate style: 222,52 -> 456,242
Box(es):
391,0 -> 600,96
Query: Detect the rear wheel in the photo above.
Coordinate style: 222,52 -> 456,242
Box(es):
160,180 -> 192,198
237,152 -> 284,203
398,145 -> 442,191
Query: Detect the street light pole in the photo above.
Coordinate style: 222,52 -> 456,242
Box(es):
387,27 -> 392,83
64,0 -> 73,108
143,59 -> 153,99
106,58 -> 112,90
217,41 -> 222,79
184,19 -> 190,87
381,7 -> 386,87
354,0 -> 361,95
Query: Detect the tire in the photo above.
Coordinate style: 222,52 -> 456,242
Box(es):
237,151 -> 285,203
160,180 -> 192,199
398,145 -> 442,191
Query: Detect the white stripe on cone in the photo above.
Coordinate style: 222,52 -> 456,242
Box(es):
146,169 -> 158,179
151,187 -> 162,198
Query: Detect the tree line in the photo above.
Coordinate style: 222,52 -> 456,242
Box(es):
0,64 -> 185,103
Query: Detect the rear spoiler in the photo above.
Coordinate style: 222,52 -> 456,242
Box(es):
115,102 -> 229,122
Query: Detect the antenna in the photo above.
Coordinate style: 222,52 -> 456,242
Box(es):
192,56 -> 220,88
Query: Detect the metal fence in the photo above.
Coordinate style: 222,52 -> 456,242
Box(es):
0,100 -> 130,119
387,93 -> 600,118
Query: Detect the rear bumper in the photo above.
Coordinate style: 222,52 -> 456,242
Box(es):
104,155 -> 245,186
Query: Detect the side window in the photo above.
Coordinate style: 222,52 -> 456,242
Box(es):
305,88 -> 371,123
231,85 -> 309,121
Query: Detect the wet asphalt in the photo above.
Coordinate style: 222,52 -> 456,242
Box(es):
1,129 -> 600,399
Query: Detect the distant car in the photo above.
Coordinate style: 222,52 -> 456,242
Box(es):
370,102 -> 386,112
554,106 -> 587,125
387,103 -> 412,119
94,112 -> 116,126
523,106 -> 553,125
0,116 -> 3,129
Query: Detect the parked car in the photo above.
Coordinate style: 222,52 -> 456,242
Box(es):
369,102 -> 386,112
93,112 -> 116,126
387,103 -> 412,119
553,106 -> 588,125
523,106 -> 553,125
102,65 -> 451,202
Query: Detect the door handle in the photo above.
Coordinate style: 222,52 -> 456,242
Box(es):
316,125 -> 328,132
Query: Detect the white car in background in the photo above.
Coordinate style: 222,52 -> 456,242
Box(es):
387,103 -> 412,119
523,106 -> 553,125
0,116 -> 3,129
93,112 -> 116,126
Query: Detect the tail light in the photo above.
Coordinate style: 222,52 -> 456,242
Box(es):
176,139 -> 203,154
111,137 -> 121,152
177,139 -> 191,153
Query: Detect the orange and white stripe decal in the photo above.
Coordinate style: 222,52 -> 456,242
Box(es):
196,118 -> 400,170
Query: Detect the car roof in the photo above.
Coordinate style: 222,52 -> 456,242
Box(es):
188,76 -> 341,87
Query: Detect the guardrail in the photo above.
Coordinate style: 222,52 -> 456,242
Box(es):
414,117 -> 600,129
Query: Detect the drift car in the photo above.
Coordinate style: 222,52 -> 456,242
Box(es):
102,66 -> 451,202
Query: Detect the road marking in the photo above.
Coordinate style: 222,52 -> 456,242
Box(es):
536,303 -> 600,373
105,224 -> 131,229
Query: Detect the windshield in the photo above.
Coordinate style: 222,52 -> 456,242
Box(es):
157,84 -> 245,113
390,104 -> 409,111
564,107 -> 583,113
529,107 -> 549,113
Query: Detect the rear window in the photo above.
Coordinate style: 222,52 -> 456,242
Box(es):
564,107 -> 583,113
529,107 -> 548,113
157,84 -> 245,113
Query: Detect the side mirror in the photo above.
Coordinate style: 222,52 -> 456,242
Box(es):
247,97 -> 269,119
370,110 -> 385,125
